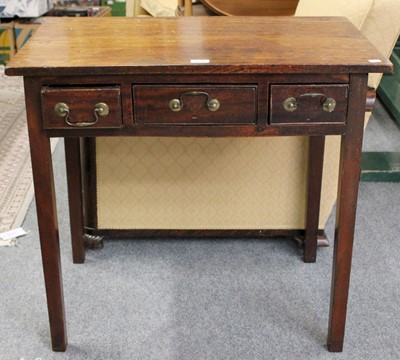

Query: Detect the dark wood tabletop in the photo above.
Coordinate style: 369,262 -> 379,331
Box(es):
6,16 -> 391,76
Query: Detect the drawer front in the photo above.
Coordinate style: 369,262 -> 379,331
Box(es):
133,85 -> 257,125
270,84 -> 349,125
41,86 -> 122,129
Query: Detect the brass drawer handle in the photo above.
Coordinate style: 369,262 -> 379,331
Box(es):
169,91 -> 220,112
283,93 -> 336,113
54,102 -> 109,127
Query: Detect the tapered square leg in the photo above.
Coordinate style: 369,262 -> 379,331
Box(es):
24,78 -> 68,351
327,74 -> 368,352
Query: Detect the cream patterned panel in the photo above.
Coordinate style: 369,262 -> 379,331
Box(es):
96,122 -> 369,231
97,136 -> 311,229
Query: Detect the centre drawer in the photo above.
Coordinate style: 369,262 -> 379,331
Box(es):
133,85 -> 257,125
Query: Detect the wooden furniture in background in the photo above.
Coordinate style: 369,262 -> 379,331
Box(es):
178,0 -> 299,16
5,16 -> 391,352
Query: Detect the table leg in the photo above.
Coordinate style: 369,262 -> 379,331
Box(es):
65,137 -> 86,264
327,74 -> 367,352
304,136 -> 325,263
24,78 -> 67,351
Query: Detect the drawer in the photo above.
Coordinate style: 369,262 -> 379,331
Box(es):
41,86 -> 122,129
133,85 -> 257,125
270,84 -> 349,125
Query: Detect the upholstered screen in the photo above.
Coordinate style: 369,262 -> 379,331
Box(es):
96,111 -> 365,230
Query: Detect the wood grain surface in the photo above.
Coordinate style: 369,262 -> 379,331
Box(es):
6,17 -> 392,76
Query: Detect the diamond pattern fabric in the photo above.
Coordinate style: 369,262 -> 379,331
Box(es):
97,137 -> 309,229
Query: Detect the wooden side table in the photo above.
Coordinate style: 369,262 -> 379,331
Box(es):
5,16 -> 391,352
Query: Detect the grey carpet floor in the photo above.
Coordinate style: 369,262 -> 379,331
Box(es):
1,100 -> 400,359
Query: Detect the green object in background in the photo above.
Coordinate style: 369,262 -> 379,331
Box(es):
101,0 -> 126,16
361,37 -> 400,182
0,53 -> 9,64
361,152 -> 400,182
0,24 -> 15,66
377,37 -> 400,125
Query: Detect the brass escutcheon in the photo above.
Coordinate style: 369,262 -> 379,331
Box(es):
169,98 -> 182,112
322,98 -> 336,112
207,98 -> 220,112
283,97 -> 298,112
95,102 -> 109,116
54,102 -> 69,117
